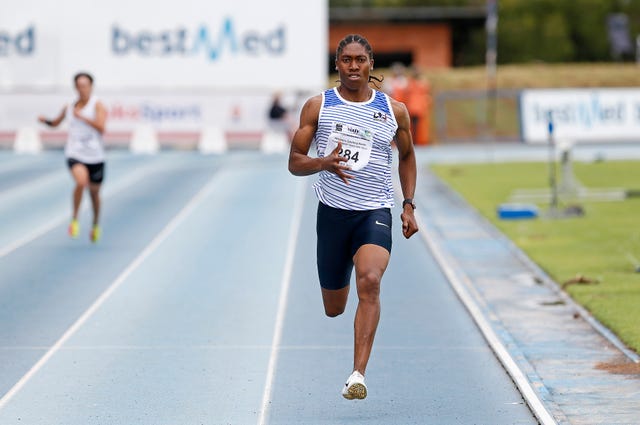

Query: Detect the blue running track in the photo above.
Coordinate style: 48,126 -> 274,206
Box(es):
0,150 -> 536,424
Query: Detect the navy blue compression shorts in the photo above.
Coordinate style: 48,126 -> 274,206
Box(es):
316,201 -> 392,290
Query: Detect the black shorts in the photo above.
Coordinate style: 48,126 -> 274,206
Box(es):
67,158 -> 105,184
316,202 -> 392,290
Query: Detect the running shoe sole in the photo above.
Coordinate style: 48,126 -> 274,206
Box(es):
342,382 -> 367,400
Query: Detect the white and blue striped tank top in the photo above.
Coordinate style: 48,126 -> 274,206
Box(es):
313,87 -> 398,210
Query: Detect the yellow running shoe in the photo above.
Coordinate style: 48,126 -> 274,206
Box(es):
68,219 -> 79,239
90,225 -> 101,243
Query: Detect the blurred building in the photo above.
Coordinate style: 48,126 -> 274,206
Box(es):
328,6 -> 485,70
329,6 -> 485,145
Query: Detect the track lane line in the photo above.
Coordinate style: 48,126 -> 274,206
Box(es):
257,179 -> 305,425
0,156 -> 174,259
391,170 -> 555,424
0,155 -> 52,174
413,209 -> 558,425
0,170 -> 67,206
0,168 -> 222,411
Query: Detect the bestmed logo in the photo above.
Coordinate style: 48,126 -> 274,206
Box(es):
111,17 -> 285,60
0,25 -> 35,56
532,95 -> 626,128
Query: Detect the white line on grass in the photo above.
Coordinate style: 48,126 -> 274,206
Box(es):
257,180 -> 305,425
0,169 -> 221,411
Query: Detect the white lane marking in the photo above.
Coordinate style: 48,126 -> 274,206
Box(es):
0,155 -> 49,174
0,157 -> 169,259
0,171 -> 67,206
391,172 -> 556,425
257,179 -> 305,425
0,344 -> 485,351
0,169 -> 221,411
414,210 -> 558,425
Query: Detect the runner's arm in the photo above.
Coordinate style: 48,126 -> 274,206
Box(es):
288,95 -> 353,184
392,99 -> 419,238
38,106 -> 66,128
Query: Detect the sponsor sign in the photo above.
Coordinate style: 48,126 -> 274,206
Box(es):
0,0 -> 326,90
520,89 -> 640,143
0,91 -> 304,138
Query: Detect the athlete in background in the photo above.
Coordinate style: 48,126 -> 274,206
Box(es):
39,72 -> 107,243
288,34 -> 418,400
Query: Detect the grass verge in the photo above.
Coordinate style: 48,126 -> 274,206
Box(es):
431,160 -> 640,354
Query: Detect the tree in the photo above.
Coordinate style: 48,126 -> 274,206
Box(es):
329,0 -> 640,64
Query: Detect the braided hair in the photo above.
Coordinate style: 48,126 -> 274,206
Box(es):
335,34 -> 384,89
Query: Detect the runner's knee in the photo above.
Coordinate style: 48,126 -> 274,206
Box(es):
324,304 -> 346,317
357,271 -> 381,301
321,285 -> 349,317
75,180 -> 89,190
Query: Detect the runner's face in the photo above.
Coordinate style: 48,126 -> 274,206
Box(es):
75,76 -> 92,101
335,42 -> 373,89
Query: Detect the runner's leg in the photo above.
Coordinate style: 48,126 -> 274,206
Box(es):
69,163 -> 89,220
321,286 -> 350,317
88,183 -> 101,226
352,243 -> 390,375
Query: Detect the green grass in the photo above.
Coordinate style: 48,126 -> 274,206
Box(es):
423,63 -> 640,91
431,160 -> 640,354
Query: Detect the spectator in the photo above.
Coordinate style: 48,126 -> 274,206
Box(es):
382,62 -> 408,104
267,91 -> 291,138
405,66 -> 431,145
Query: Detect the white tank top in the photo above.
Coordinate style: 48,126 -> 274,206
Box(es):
65,96 -> 105,163
313,88 -> 398,210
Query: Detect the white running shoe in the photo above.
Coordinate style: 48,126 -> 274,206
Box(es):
341,371 -> 367,400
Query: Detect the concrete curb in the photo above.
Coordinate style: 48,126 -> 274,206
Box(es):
411,167 -> 640,424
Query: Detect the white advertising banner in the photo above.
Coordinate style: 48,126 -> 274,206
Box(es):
0,0 -> 327,90
520,89 -> 640,143
0,91 -> 306,147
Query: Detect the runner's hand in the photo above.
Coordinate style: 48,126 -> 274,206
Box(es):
322,142 -> 353,184
401,207 -> 418,239
73,106 -> 84,120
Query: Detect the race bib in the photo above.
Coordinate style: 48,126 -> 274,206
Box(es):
323,122 -> 373,171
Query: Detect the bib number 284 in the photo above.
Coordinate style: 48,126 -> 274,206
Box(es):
325,123 -> 373,172
338,148 -> 359,164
